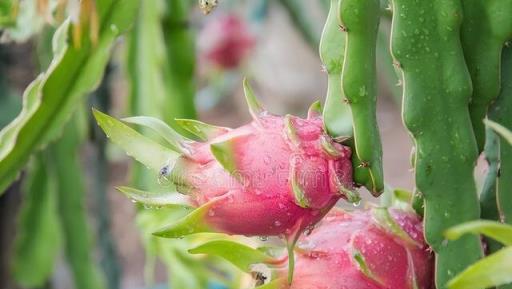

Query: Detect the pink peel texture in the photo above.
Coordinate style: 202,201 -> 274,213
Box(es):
170,113 -> 353,237
287,208 -> 434,289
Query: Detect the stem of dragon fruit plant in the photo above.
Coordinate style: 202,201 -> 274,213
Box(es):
162,0 -> 197,122
339,0 -> 384,195
489,45 -> 512,226
389,1 -> 483,288
460,1 -> 512,152
484,45 -> 512,289
320,0 -> 352,140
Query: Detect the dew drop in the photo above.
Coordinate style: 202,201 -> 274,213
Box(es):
259,236 -> 268,242
274,220 -> 282,227
304,225 -> 315,236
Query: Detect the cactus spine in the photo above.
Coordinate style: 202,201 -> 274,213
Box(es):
339,0 -> 384,195
389,1 -> 483,288
460,1 -> 512,151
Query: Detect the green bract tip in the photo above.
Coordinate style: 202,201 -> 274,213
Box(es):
175,118 -> 229,142
307,100 -> 322,119
243,78 -> 265,120
152,201 -> 215,238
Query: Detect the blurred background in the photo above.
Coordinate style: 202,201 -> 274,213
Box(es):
0,0 -> 440,288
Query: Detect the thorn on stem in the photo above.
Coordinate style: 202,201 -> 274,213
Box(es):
393,60 -> 402,69
338,24 -> 348,32
357,161 -> 370,168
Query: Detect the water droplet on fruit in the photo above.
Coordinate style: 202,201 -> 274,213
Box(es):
274,221 -> 282,227
304,225 -> 315,236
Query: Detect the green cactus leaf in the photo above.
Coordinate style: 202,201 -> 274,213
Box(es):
371,207 -> 419,247
12,156 -> 61,288
122,116 -> 190,153
307,101 -> 322,119
447,246 -> 512,289
339,0 -> 384,195
116,186 -> 193,209
243,78 -> 265,119
445,220 -> 512,246
51,120 -> 107,289
0,0 -> 139,194
152,201 -> 216,238
175,118 -> 229,142
485,119 -> 512,146
189,240 -> 279,272
320,0 -> 353,138
92,109 -> 178,173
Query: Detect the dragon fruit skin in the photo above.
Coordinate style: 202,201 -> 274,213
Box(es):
286,208 -> 434,289
168,99 -> 354,238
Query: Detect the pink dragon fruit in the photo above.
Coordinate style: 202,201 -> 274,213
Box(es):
278,207 -> 434,289
188,207 -> 433,288
198,14 -> 255,69
150,79 -> 355,241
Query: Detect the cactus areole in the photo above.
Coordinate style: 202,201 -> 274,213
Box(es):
156,80 -> 355,239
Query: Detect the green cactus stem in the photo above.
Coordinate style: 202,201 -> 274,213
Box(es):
339,0 -> 384,195
389,1 -> 483,288
460,1 -> 512,152
489,45 -> 512,226
320,0 -> 352,139
480,128 -> 503,253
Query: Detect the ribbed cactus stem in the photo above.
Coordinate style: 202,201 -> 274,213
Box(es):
389,1 -> 483,288
339,0 -> 384,195
487,47 -> 512,289
489,45 -> 512,226
320,0 -> 352,139
461,1 -> 512,152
